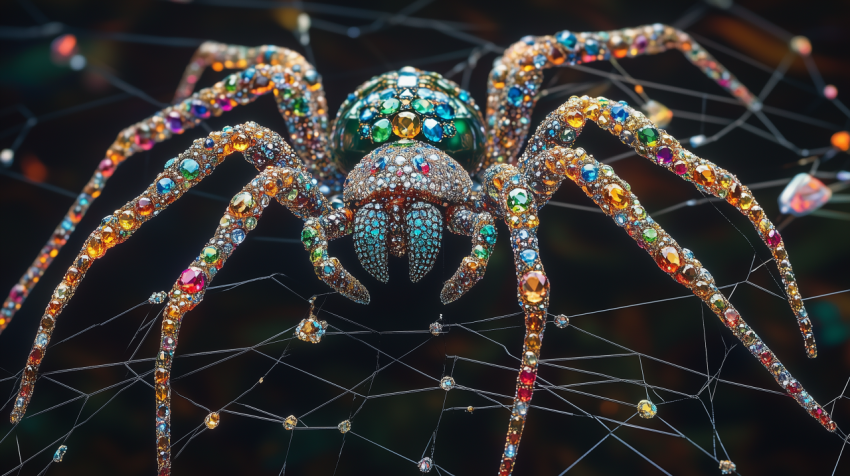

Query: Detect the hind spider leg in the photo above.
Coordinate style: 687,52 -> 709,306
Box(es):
302,209 -> 370,303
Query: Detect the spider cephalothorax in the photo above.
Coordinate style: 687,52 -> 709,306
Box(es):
5,24 -> 837,476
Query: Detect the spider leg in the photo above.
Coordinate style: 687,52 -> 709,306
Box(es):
512,96 -> 817,358
440,205 -> 496,303
8,123 -> 315,424
302,209 -> 370,303
481,24 -> 759,170
151,162 -> 349,475
480,166 -> 549,476
1,50 -> 332,334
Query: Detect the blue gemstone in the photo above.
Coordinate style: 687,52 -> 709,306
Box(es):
36,333 -> 47,347
164,158 -> 175,168
359,107 -> 377,122
611,104 -> 629,123
422,118 -> 443,142
507,86 -> 523,107
157,422 -> 168,434
584,39 -> 600,56
413,155 -> 429,172
435,103 -> 455,120
191,101 -> 209,119
418,88 -> 433,99
458,90 -> 470,102
615,214 -> 627,226
533,54 -> 547,69
555,30 -> 577,49
374,156 -> 387,170
156,178 -> 175,194
682,248 -> 694,260
204,138 -> 215,150
61,218 -> 73,230
241,68 -> 255,80
580,164 -> 599,182
520,249 -> 537,266
518,230 -> 529,240
232,228 -> 246,244
347,93 -> 357,103
505,444 -> 517,458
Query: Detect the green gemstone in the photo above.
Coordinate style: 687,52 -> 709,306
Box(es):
224,75 -> 238,92
292,97 -> 309,117
201,246 -> 220,264
179,159 -> 200,180
310,247 -> 324,263
479,225 -> 497,244
245,217 -> 257,230
507,188 -> 530,213
559,128 -> 576,143
472,245 -> 489,260
637,127 -> 659,147
380,98 -> 400,115
411,98 -> 434,115
371,119 -> 392,143
286,189 -> 298,200
301,228 -> 318,247
710,293 -> 726,310
642,228 -> 657,243
632,205 -> 646,220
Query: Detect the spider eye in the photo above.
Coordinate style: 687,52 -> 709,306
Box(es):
330,67 -> 486,174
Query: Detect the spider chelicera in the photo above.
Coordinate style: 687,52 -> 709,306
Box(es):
5,24 -> 835,475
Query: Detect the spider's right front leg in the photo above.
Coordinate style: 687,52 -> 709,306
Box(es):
440,205 -> 496,303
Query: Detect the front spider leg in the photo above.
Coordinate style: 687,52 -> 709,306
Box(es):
8,123 -> 308,423
480,166 -> 549,476
440,205 -> 496,303
153,162 -> 361,475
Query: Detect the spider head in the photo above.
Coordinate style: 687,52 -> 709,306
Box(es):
330,67 -> 486,175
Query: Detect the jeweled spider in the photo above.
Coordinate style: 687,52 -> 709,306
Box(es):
5,24 -> 836,475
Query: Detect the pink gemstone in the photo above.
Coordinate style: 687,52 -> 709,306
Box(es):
217,95 -> 233,112
723,308 -> 739,328
179,267 -> 206,293
673,161 -> 688,175
517,387 -> 532,402
162,336 -> 175,352
778,173 -> 832,217
9,284 -> 25,304
766,229 -> 782,247
98,158 -> 115,177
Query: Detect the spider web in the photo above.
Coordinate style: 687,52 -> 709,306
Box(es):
1,1 -> 850,475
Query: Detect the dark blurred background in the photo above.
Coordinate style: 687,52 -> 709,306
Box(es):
1,0 -> 850,474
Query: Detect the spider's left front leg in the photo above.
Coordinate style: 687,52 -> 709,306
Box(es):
481,165 -> 550,476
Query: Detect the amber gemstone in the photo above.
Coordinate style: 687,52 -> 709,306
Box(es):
519,271 -> 549,304
229,191 -> 255,217
727,182 -> 743,206
655,246 -> 681,273
676,264 -> 698,285
231,133 -> 250,151
566,110 -> 584,128
525,333 -> 541,352
24,366 -> 37,381
157,436 -> 169,451
204,412 -> 220,429
101,226 -> 118,246
604,183 -> 629,209
155,384 -> 169,402
119,210 -> 137,230
773,246 -> 788,260
525,314 -> 544,332
583,104 -> 600,121
391,111 -> 421,139
263,178 -> 281,196
41,316 -> 55,330
86,235 -> 105,258
166,305 -> 181,319
154,368 -> 169,384
547,45 -> 566,65
47,300 -> 62,315
738,193 -> 754,210
693,165 -> 716,186
136,197 -> 154,216
65,267 -> 81,285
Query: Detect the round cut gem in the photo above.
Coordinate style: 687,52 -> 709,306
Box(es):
156,178 -> 175,195
519,368 -> 536,385
507,87 -> 523,106
439,376 -> 455,391
519,249 -> 537,266
611,104 -> 629,122
480,225 -> 497,244
637,127 -> 659,147
229,191 -> 255,217
655,146 -> 673,164
179,267 -> 205,293
766,229 -> 782,247
179,159 -> 200,180
642,228 -> 657,243
392,111 -> 421,139
371,119 -> 392,143
418,456 -> 433,473
693,165 -> 716,186
580,163 -> 599,182
204,412 -> 220,429
637,399 -> 657,418
604,183 -> 629,209
202,246 -> 220,264
655,246 -> 681,273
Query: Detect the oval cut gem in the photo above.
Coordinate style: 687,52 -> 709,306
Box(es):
371,119 -> 391,143
655,246 -> 681,273
637,127 -> 659,147
156,178 -> 175,195
519,271 -> 548,303
422,118 -> 443,142
179,267 -> 205,293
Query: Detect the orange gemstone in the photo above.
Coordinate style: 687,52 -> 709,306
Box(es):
86,235 -> 105,258
831,131 -> 850,151
155,384 -> 169,402
229,191 -> 256,217
119,210 -> 137,231
391,111 -> 421,139
727,182 -> 743,206
231,133 -> 251,151
583,104 -> 600,121
101,226 -> 118,246
525,333 -> 541,352
47,300 -> 62,315
136,197 -> 154,216
693,165 -> 716,186
547,45 -> 566,65
263,178 -> 281,196
154,368 -> 169,384
166,305 -> 181,319
65,267 -> 81,285
525,314 -> 544,332
604,183 -> 630,209
157,436 -> 169,451
41,316 -> 54,330
519,271 -> 549,304
655,246 -> 681,273
162,319 -> 176,335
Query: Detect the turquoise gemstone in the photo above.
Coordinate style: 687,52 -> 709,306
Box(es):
179,159 -> 200,180
580,164 -> 598,182
435,103 -> 455,120
520,249 -> 537,266
507,87 -> 523,106
555,30 -> 577,49
480,225 -> 497,244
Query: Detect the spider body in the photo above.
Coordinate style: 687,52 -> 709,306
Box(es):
4,25 -> 838,476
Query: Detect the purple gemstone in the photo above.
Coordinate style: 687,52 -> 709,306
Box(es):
656,146 -> 673,164
217,95 -> 232,112
635,35 -> 648,52
9,285 -> 25,304
166,111 -> 184,134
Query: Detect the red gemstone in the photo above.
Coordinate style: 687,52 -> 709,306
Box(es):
723,308 -> 739,328
766,229 -> 782,247
179,267 -> 206,293
786,380 -> 802,394
9,284 -> 25,304
29,348 -> 43,365
502,460 -> 513,473
517,387 -> 532,402
19,383 -> 32,397
508,433 -> 520,445
759,351 -> 773,365
673,161 -> 688,175
519,369 -> 536,386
